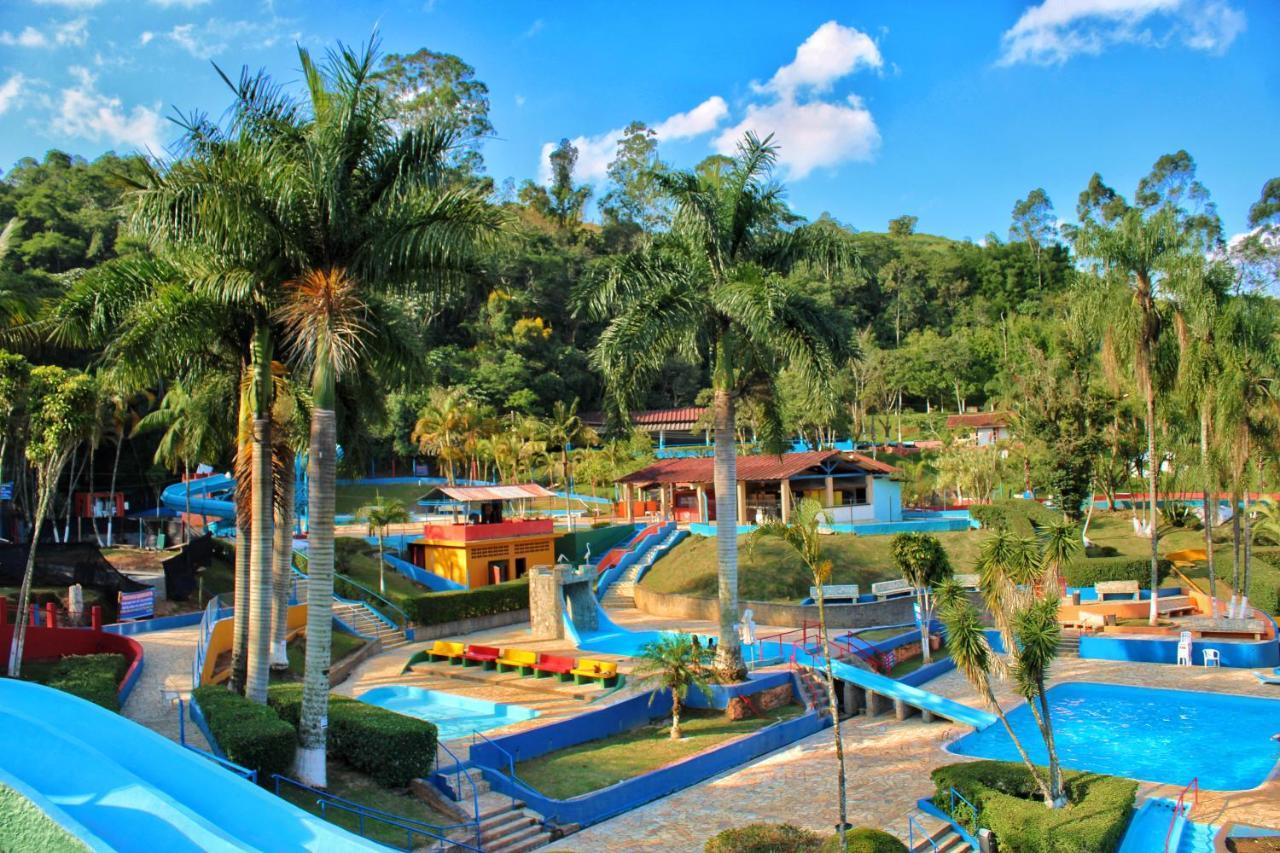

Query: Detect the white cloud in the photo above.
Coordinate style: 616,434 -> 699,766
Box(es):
139,31 -> 155,45
999,0 -> 1245,65
0,27 -> 49,48
0,74 -> 26,115
33,0 -> 103,8
521,19 -> 544,39
51,66 -> 164,152
148,0 -> 212,7
758,20 -> 882,98
514,94 -> 526,108
1,17 -> 88,48
653,96 -> 729,140
714,95 -> 879,179
161,18 -> 289,58
539,96 -> 729,184
55,18 -> 89,46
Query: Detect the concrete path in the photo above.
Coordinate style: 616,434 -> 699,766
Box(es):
121,624 -> 209,750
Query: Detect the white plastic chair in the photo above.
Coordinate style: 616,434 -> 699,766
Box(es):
1176,631 -> 1193,667
1202,649 -> 1221,668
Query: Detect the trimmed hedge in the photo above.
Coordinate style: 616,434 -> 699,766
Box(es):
823,828 -> 907,853
1246,553 -> 1280,616
1063,556 -> 1172,590
404,578 -> 529,627
192,685 -> 296,781
268,684 -> 437,787
932,761 -> 1136,853
969,500 -> 1058,534
43,653 -> 127,711
704,824 -> 906,853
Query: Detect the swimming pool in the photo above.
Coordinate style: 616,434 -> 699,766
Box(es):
948,682 -> 1280,790
357,686 -> 539,741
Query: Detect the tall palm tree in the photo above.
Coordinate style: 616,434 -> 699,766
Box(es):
578,133 -> 853,680
358,494 -> 411,594
750,499 -> 849,848
542,398 -> 598,530
412,387 -> 472,485
1076,206 -> 1183,625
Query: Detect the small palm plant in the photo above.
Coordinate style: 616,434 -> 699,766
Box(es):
631,633 -> 713,740
358,494 -> 411,594
889,532 -> 953,664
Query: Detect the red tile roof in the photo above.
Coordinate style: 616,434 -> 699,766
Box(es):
945,412 -> 1012,429
581,407 -> 707,431
427,484 -> 556,502
617,451 -> 898,485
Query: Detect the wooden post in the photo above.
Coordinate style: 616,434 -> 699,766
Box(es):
825,475 -> 835,508
659,484 -> 669,520
624,484 -> 635,523
780,479 -> 792,524
737,481 -> 749,526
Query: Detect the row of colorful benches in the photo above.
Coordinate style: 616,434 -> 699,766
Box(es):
423,641 -> 621,687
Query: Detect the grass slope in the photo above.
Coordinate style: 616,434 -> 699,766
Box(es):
277,764 -> 455,847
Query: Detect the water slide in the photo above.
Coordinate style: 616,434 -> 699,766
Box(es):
569,595 -> 996,728
160,473 -> 236,521
0,680 -> 379,852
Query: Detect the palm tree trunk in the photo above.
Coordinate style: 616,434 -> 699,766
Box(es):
1241,461 -> 1255,617
377,531 -> 386,595
7,464 -> 57,677
990,694 -> 1055,805
231,477 -> 251,695
712,386 -> 745,681
245,416 -> 274,703
60,445 -> 77,543
1029,679 -> 1066,807
816,593 -> 848,846
271,451 -> 295,670
106,434 -> 123,546
1145,388 -> 1159,626
184,462 -> 192,545
299,407 -> 337,787
670,692 -> 682,740
1201,408 -> 1217,618
1230,482 -> 1242,618
918,590 -> 932,664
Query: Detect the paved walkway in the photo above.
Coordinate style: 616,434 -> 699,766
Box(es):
122,624 -> 209,750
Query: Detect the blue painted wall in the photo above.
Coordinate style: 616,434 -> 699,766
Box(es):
1080,634 -> 1278,668
873,477 -> 903,523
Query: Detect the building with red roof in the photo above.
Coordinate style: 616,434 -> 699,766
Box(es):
945,412 -> 1012,446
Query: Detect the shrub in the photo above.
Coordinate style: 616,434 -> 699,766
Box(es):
1063,556 -> 1172,589
267,684 -> 437,787
821,828 -> 907,852
1246,554 -> 1280,616
405,578 -> 529,627
1083,544 -> 1119,558
969,500 -> 1058,534
193,685 -> 296,781
705,823 -> 823,852
44,653 -> 127,711
932,761 -> 1136,853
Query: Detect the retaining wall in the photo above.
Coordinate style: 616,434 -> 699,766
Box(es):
634,584 -> 918,629
409,608 -> 531,643
0,624 -> 144,705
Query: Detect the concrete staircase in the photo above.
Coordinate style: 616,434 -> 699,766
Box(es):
795,667 -> 833,720
909,823 -> 969,853
332,601 -> 407,652
446,779 -> 554,853
1058,630 -> 1081,658
600,527 -> 683,610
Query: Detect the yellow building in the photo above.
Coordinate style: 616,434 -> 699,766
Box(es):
407,484 -> 558,589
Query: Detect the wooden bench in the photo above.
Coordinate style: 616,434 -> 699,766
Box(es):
1095,580 -> 1140,600
495,648 -> 539,675
461,644 -> 500,669
532,654 -> 577,681
570,658 -> 619,687
871,579 -> 913,600
426,640 -> 465,664
810,583 -> 859,602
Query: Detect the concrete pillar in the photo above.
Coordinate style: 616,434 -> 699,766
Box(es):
659,484 -> 668,520
624,484 -> 634,523
780,479 -> 792,523
894,698 -> 918,721
737,481 -> 749,526
865,688 -> 886,716
696,484 -> 707,524
922,709 -> 936,723
842,680 -> 862,715
825,475 -> 835,508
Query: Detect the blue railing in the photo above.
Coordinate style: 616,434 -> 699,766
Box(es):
272,775 -> 481,852
293,550 -> 410,634
908,814 -> 939,851
950,786 -> 978,831
471,729 -> 521,808
435,740 -> 483,850
191,594 -> 230,688
184,744 -> 258,784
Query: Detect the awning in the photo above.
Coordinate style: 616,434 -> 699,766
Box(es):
427,484 -> 557,502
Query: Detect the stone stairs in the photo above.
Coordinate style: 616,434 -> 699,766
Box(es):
600,528 -> 683,610
332,601 -> 407,652
445,778 -> 554,853
794,667 -> 833,719
1058,630 -> 1081,658
909,823 -> 969,853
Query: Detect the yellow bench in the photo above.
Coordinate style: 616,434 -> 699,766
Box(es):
570,658 -> 619,687
426,640 -> 465,664
495,648 -> 539,675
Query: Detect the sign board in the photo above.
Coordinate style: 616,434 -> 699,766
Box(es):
118,589 -> 155,621
0,482 -> 11,500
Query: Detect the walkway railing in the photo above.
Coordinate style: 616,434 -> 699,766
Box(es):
436,740 -> 483,850
272,775 -> 482,852
471,729 -> 522,808
1164,777 -> 1199,853
908,814 -> 939,852
293,550 -> 410,633
191,594 -> 230,688
948,786 -> 979,835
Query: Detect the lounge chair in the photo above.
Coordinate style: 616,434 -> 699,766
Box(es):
1253,672 -> 1280,685
461,644 -> 500,669
495,648 -> 539,675
570,658 -> 620,687
531,653 -> 576,681
426,640 -> 465,664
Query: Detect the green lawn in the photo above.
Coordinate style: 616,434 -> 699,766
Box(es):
335,483 -> 431,518
643,511 -> 1217,604
277,633 -> 367,681
888,644 -> 949,678
515,705 -> 801,800
277,763 -> 456,847
333,537 -> 430,609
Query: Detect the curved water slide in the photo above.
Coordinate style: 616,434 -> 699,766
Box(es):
159,474 -> 237,521
0,680 -> 379,852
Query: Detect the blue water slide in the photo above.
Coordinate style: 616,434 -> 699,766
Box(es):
0,680 -> 379,851
160,474 -> 237,521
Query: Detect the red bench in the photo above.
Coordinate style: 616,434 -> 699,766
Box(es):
532,654 -> 576,681
462,645 -> 500,669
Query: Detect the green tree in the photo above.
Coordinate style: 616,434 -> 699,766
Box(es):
357,494 -> 411,594
750,498 -> 849,847
7,367 -> 97,677
1010,188 -> 1058,293
374,48 -> 493,174
578,133 -> 852,680
887,215 -> 917,237
600,121 -> 670,232
0,351 -> 31,503
889,532 -> 953,664
631,633 -> 713,740
547,138 -> 591,227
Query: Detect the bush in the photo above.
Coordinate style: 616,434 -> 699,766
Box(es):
1246,554 -> 1280,616
705,823 -> 823,852
932,761 -> 1136,853
969,500 -> 1058,535
405,578 -> 529,627
821,828 -> 907,852
1063,556 -> 1172,590
1083,544 -> 1119,558
44,653 -> 127,711
268,684 -> 437,787
193,685 -> 296,781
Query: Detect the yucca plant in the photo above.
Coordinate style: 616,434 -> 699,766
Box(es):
631,633 -> 713,740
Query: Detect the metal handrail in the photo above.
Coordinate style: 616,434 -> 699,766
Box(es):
949,786 -> 979,833
435,740 -> 483,851
908,814 -> 939,852
293,549 -> 409,630
471,729 -> 522,809
184,744 -> 258,783
1164,777 -> 1199,852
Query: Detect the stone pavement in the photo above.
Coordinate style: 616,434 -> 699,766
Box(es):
121,624 -> 209,750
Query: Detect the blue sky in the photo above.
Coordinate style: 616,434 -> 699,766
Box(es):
1,0 -> 1277,241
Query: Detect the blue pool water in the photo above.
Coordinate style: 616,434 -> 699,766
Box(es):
357,686 -> 539,740
949,682 -> 1280,790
